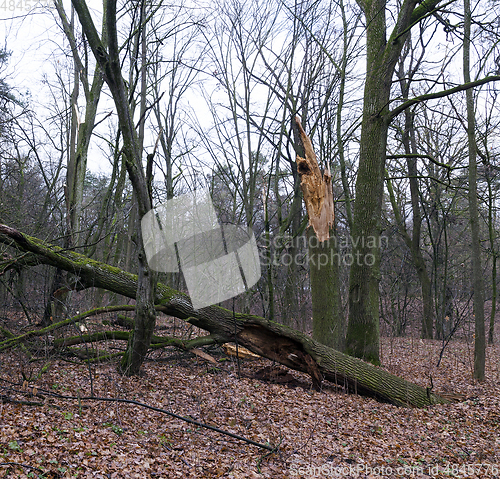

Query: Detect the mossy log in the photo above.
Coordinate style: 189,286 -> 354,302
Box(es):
52,330 -> 219,350
0,305 -> 136,352
0,224 -> 450,407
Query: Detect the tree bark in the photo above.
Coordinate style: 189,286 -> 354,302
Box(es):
72,0 -> 157,375
291,117 -> 343,349
487,174 -> 497,345
0,223 -> 451,408
346,0 -> 443,363
308,228 -> 344,349
386,161 -> 434,339
464,0 -> 485,381
398,76 -> 434,339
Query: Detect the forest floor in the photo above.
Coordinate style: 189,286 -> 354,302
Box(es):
0,313 -> 499,478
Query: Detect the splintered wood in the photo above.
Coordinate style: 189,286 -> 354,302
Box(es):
293,116 -> 335,242
223,343 -> 261,360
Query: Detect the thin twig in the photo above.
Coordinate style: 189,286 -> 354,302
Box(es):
0,383 -> 276,452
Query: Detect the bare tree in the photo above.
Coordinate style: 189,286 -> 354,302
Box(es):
464,0 -> 485,380
345,0 -> 500,363
72,0 -> 156,375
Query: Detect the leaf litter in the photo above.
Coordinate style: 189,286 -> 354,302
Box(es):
0,316 -> 499,478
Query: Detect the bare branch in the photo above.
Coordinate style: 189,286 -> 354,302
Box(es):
389,75 -> 500,120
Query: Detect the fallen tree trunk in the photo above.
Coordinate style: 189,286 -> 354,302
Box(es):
0,224 -> 450,407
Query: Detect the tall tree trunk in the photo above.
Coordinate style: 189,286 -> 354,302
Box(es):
345,0 -> 443,363
402,107 -> 434,339
281,172 -> 303,328
292,117 -> 342,349
282,232 -> 299,328
308,228 -> 343,349
72,0 -> 157,376
488,187 -> 497,345
345,0 -> 393,364
464,0 -> 485,381
387,113 -> 434,337
262,183 -> 275,322
482,116 -> 497,345
55,0 -> 105,247
406,153 -> 434,340
386,172 -> 433,338
489,253 -> 496,345
44,1 -> 106,327
336,0 -> 353,232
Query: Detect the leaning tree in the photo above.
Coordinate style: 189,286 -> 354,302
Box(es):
0,221 -> 454,408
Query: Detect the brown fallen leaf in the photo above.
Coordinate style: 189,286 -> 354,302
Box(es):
191,348 -> 217,364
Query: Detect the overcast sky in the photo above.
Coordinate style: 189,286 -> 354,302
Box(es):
0,1 -> 115,173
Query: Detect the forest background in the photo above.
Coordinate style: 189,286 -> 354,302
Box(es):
0,0 -> 500,476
